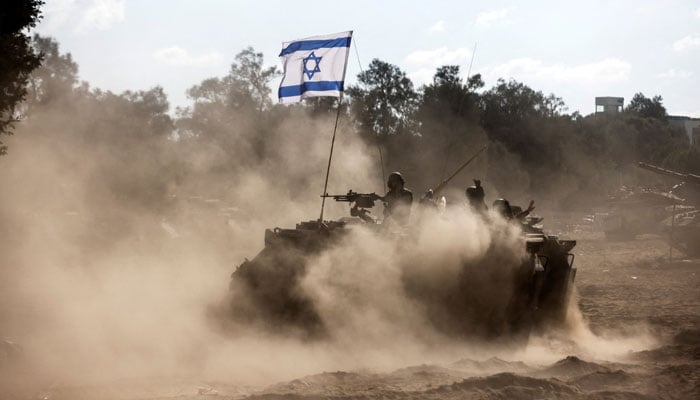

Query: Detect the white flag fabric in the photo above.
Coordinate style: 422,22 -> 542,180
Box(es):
278,31 -> 353,104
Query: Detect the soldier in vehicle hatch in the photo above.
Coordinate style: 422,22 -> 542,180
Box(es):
493,198 -> 535,221
383,171 -> 413,225
468,179 -> 535,221
466,179 -> 488,214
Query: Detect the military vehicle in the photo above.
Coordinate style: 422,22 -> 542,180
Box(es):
602,187 -> 680,240
227,189 -> 577,341
638,162 -> 700,257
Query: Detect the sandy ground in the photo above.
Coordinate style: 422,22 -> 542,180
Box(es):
3,227 -> 699,400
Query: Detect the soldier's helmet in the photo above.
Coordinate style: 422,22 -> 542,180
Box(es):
492,198 -> 513,219
466,180 -> 485,200
387,171 -> 405,189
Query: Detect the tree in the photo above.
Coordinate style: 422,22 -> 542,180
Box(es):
226,47 -> 279,112
480,79 -> 547,158
480,79 -> 557,130
120,86 -> 174,138
419,66 -> 480,118
28,34 -> 79,106
179,47 -> 282,164
0,0 -> 43,154
477,78 -> 579,194
346,59 -> 419,139
626,92 -> 667,121
186,47 -> 278,112
414,67 -> 486,183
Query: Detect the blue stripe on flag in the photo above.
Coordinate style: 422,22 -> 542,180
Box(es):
279,37 -> 351,56
278,81 -> 344,98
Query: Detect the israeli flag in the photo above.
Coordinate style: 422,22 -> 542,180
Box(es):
278,31 -> 353,104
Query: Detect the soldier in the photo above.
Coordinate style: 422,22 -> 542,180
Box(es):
492,198 -> 513,219
493,198 -> 535,221
383,171 -> 413,225
466,179 -> 488,214
511,200 -> 536,220
419,189 -> 438,208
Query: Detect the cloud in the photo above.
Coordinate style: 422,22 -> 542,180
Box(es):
696,7 -> 700,17
634,3 -> 664,14
484,57 -> 631,84
405,47 -> 472,67
429,20 -> 446,33
41,0 -> 125,34
658,68 -> 693,79
405,47 -> 473,86
80,0 -> 125,31
475,7 -> 514,28
671,109 -> 700,118
672,34 -> 700,52
152,47 -> 224,67
407,68 -> 437,87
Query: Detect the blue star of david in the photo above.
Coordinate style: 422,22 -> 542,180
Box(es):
302,51 -> 322,79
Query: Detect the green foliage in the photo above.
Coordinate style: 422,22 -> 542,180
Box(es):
28,34 -> 79,106
179,47 -> 284,165
15,37 -> 178,216
479,79 -> 567,167
186,47 -> 278,113
626,92 -> 667,121
0,0 -> 43,154
412,67 -> 486,187
346,59 -> 419,139
10,38 -> 698,212
121,86 -> 174,137
663,146 -> 700,174
303,97 -> 346,117
0,0 -> 43,34
420,67 -> 479,119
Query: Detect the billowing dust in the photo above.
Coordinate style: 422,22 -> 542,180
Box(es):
0,104 -> 663,398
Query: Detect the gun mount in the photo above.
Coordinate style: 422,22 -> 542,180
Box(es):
321,190 -> 381,223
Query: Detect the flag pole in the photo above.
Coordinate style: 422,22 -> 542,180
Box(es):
319,97 -> 343,225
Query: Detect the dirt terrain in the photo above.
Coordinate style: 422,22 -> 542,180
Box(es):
2,224 -> 699,400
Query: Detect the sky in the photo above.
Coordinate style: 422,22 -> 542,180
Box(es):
34,0 -> 700,117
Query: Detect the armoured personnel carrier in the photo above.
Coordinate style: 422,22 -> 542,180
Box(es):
602,187 -> 680,240
638,162 -> 700,257
227,190 -> 577,341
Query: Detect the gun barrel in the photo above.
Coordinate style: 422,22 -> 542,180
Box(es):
321,191 -> 381,205
321,194 -> 351,201
433,144 -> 488,195
638,162 -> 700,185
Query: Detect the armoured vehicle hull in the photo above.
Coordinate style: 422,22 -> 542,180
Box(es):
228,214 -> 577,341
663,209 -> 700,257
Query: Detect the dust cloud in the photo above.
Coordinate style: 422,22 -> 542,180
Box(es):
0,103 -> 658,398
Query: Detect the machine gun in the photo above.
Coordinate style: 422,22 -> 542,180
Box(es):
321,190 -> 382,222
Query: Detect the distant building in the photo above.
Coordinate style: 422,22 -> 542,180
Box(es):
595,97 -> 624,114
668,115 -> 700,145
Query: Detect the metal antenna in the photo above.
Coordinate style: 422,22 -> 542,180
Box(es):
319,98 -> 343,224
353,37 -> 386,193
441,42 -> 477,181
466,42 -> 477,81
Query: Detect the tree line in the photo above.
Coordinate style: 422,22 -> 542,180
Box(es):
2,31 -> 698,210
